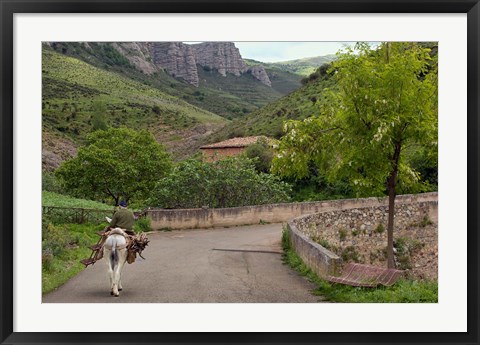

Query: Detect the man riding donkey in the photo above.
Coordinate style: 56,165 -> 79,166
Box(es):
109,200 -> 135,235
80,200 -> 149,296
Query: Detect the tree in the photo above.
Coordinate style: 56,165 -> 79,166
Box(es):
91,100 -> 108,131
272,42 -> 437,268
56,127 -> 173,205
243,137 -> 275,173
148,157 -> 291,209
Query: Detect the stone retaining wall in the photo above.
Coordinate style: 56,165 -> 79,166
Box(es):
147,193 -> 437,231
289,196 -> 438,280
287,221 -> 342,277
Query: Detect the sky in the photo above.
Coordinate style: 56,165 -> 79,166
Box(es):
232,42 -> 356,62
184,41 -> 357,63
235,42 -> 362,62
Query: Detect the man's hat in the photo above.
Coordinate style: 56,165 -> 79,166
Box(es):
119,200 -> 128,207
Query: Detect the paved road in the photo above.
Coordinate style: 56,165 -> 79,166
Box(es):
43,223 -> 321,303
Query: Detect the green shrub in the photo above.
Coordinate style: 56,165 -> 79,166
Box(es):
370,247 -> 387,262
134,216 -> 152,233
281,224 -> 291,250
394,237 -> 425,270
341,246 -> 363,263
42,249 -> 54,272
312,236 -> 333,250
338,228 -> 348,241
375,223 -> 385,234
395,237 -> 424,255
42,221 -> 71,257
42,171 -> 65,194
420,215 -> 434,227
243,137 -> 274,173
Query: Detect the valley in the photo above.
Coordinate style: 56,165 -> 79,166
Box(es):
42,42 -> 314,168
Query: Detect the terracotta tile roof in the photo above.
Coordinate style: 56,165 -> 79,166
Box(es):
200,136 -> 268,149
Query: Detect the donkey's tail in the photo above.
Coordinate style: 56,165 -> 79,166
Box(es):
110,240 -> 119,270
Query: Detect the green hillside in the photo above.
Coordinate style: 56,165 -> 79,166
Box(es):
245,59 -> 303,94
43,47 -> 223,131
208,69 -> 335,141
265,67 -> 303,94
194,67 -> 283,118
247,55 -> 337,76
48,43 -> 302,120
42,47 -> 226,164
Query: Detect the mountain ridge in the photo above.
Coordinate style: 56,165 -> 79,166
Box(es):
48,42 -> 302,119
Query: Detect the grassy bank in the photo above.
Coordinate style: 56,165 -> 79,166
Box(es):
43,191 -> 114,209
42,222 -> 105,294
281,229 -> 438,303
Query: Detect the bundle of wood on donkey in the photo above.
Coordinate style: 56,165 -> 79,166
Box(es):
80,227 -> 150,297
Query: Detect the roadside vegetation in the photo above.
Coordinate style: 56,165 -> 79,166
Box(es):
42,221 -> 103,294
42,188 -> 112,293
148,156 -> 291,209
281,228 -> 438,303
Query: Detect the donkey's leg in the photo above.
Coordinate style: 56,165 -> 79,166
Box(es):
104,248 -> 115,295
113,249 -> 128,296
112,281 -> 119,297
112,258 -> 120,297
118,249 -> 128,291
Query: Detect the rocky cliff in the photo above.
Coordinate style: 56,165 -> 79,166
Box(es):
247,65 -> 272,87
147,41 -> 271,87
191,42 -> 247,77
152,42 -> 199,86
112,42 -> 160,75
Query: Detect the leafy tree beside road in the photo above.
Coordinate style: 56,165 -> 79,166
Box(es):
56,127 -> 172,205
149,157 -> 291,209
273,42 -> 438,268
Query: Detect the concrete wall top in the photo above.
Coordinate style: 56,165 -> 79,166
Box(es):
148,192 -> 438,213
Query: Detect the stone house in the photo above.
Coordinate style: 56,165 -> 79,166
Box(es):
200,136 -> 271,162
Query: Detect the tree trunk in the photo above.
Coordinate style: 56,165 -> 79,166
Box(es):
105,188 -> 119,206
386,179 -> 396,269
387,141 -> 402,269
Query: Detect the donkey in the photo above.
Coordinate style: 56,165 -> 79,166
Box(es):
103,228 -> 129,297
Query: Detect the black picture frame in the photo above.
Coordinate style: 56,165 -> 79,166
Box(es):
1,0 -> 479,344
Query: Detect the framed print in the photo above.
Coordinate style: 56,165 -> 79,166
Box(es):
1,0 -> 479,344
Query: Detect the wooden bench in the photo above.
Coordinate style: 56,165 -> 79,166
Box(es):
327,263 -> 404,288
